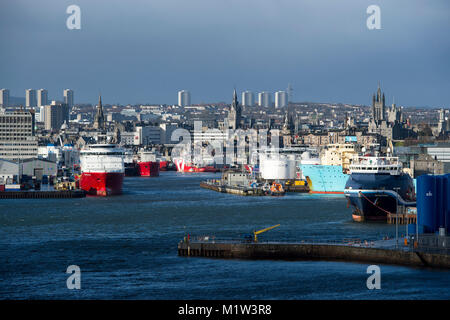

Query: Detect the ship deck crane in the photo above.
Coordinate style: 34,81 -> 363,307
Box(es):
253,224 -> 280,242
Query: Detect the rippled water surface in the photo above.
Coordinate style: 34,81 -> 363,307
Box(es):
1,172 -> 449,299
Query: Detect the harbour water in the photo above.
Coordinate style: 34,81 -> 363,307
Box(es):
0,172 -> 449,299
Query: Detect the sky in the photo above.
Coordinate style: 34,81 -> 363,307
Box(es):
0,0 -> 449,107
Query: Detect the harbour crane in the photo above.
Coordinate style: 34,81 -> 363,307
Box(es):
252,224 -> 281,242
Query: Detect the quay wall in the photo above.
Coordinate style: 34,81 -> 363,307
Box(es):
178,241 -> 450,269
0,190 -> 86,199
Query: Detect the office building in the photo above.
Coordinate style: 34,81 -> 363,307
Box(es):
0,108 -> 38,160
37,106 -> 45,122
178,90 -> 190,107
26,89 -> 37,108
159,123 -> 179,144
242,91 -> 254,107
275,91 -> 288,108
134,125 -> 161,145
0,89 -> 9,107
37,89 -> 48,107
63,89 -> 74,110
258,91 -> 271,108
43,101 -> 69,131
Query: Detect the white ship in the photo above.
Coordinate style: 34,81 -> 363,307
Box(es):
79,144 -> 125,196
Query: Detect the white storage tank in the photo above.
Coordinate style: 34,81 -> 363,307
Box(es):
259,154 -> 297,180
300,151 -> 321,165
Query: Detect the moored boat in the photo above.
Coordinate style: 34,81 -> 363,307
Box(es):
124,149 -> 139,176
300,143 -> 358,194
344,155 -> 416,222
79,144 -> 125,196
173,157 -> 219,173
137,149 -> 160,177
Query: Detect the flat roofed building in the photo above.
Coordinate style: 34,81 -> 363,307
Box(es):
0,108 -> 38,161
43,101 -> 69,131
0,159 -> 19,184
134,125 -> 161,145
0,89 -> 9,107
37,89 -> 48,107
63,89 -> 74,110
26,89 -> 37,108
275,91 -> 288,108
242,91 -> 254,107
178,90 -> 191,107
258,91 -> 271,107
21,158 -> 57,179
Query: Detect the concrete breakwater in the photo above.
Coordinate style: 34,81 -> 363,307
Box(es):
0,190 -> 86,199
178,241 -> 450,269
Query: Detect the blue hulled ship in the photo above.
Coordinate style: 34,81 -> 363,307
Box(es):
301,164 -> 349,194
300,143 -> 358,194
344,156 -> 416,222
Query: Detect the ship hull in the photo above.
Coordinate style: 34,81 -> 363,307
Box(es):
138,161 -> 160,177
124,162 -> 139,176
80,172 -> 124,196
300,164 -> 348,193
345,173 -> 415,222
174,159 -> 218,173
177,166 -> 205,173
159,161 -> 168,171
346,191 -> 399,222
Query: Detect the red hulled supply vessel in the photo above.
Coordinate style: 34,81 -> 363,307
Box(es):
124,149 -> 139,176
159,160 -> 169,171
79,144 -> 125,196
137,149 -> 160,177
158,155 -> 170,171
173,157 -> 219,173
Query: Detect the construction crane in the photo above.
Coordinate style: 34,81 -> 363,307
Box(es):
252,224 -> 280,242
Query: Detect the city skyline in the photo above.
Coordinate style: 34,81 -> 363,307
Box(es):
1,0 -> 449,107
1,85 -> 449,109
0,0 -> 450,107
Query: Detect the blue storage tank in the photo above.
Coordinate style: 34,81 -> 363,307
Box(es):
417,175 -> 436,233
417,225 -> 425,234
407,224 -> 416,235
445,174 -> 450,233
435,175 -> 445,229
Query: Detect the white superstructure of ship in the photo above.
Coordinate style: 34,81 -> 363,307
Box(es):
79,144 -> 125,196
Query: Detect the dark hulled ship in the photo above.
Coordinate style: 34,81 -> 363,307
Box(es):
344,156 -> 416,222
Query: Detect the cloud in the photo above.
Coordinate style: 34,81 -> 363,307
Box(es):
0,0 -> 449,106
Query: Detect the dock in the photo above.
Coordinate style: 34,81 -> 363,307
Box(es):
200,178 -> 308,196
200,181 -> 267,196
178,240 -> 450,269
387,212 -> 417,224
0,190 -> 86,199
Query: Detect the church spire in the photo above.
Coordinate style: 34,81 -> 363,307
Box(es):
372,83 -> 386,122
98,95 -> 102,112
377,83 -> 382,102
228,88 -> 241,130
94,94 -> 105,130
